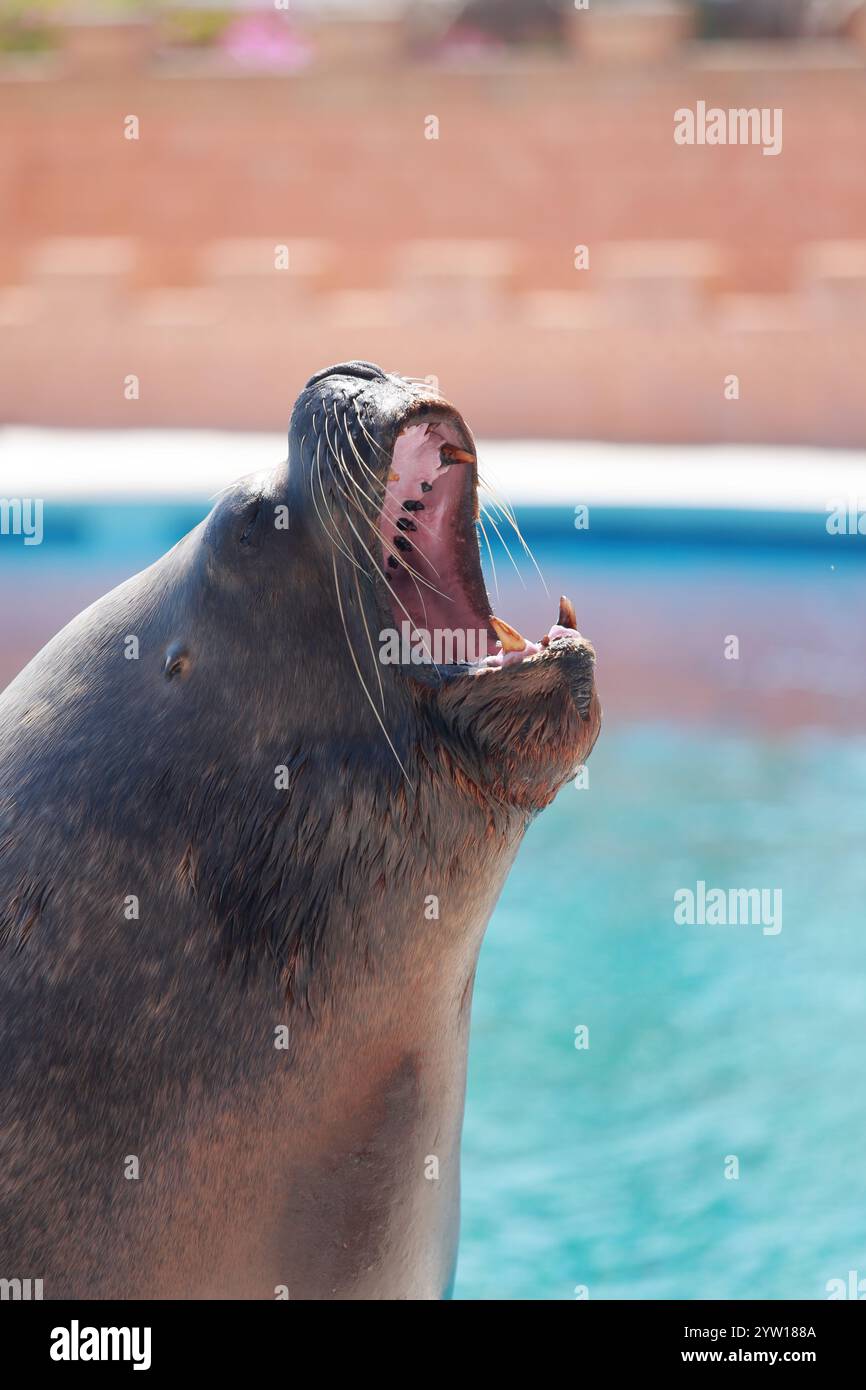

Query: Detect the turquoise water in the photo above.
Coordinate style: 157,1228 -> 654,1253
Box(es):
456,725 -> 866,1300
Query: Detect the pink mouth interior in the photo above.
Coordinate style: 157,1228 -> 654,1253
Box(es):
376,420 -> 492,653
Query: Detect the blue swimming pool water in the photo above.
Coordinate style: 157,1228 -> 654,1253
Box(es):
455,724 -> 866,1300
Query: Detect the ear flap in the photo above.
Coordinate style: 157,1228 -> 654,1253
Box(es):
163,643 -> 191,681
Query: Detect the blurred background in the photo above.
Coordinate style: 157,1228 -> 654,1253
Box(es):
1,0 -> 866,1300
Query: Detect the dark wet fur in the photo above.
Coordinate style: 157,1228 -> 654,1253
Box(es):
0,363 -> 600,1298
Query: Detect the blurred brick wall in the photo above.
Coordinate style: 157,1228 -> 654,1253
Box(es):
1,16 -> 866,441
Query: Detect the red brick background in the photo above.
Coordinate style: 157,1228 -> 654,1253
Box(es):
2,16 -> 866,441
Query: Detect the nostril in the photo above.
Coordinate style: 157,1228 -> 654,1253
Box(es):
305,361 -> 387,389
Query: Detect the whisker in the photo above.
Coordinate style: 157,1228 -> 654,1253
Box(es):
335,407 -> 448,584
479,500 -> 526,590
346,468 -> 446,582
325,462 -> 437,653
479,471 -> 549,596
343,407 -> 396,497
329,445 -> 451,605
311,438 -> 366,574
332,481 -> 437,660
353,404 -> 389,459
331,553 -> 413,788
318,428 -> 438,671
352,566 -> 386,714
476,511 -> 500,604
331,410 -> 388,517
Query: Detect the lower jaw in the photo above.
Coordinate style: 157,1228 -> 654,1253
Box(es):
384,600 -> 586,683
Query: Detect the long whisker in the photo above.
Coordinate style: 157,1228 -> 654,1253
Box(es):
312,437 -> 366,574
328,473 -> 436,661
343,408 -> 400,502
335,408 -> 452,592
352,566 -> 386,714
349,476 -> 447,591
336,407 -> 445,561
344,410 -> 451,565
331,553 -> 413,788
320,424 -> 437,676
478,500 -> 526,590
353,404 -> 389,459
329,411 -> 393,522
476,512 -> 500,604
479,470 -> 549,596
329,441 -> 451,606
340,480 -> 446,617
326,463 -> 437,654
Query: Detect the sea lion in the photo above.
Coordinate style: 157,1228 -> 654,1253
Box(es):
0,361 -> 600,1300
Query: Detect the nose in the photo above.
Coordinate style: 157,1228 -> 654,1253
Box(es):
304,361 -> 388,389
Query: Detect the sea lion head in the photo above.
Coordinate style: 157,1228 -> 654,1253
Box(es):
191,359 -> 600,810
0,360 -> 601,1008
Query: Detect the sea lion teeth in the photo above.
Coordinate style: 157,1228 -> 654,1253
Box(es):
558,595 -> 578,629
490,616 -> 528,653
420,480 -> 433,493
439,445 -> 475,466
389,470 -> 400,481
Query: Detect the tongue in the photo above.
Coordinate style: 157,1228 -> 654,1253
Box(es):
487,638 -> 542,669
485,598 -> 581,668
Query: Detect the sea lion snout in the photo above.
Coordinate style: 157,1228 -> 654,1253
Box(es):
282,364 -> 601,800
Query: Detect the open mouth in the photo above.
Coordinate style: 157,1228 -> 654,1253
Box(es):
373,408 -> 583,672
375,413 -> 492,665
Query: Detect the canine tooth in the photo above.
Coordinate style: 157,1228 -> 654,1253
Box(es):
558,595 -> 577,629
389,470 -> 400,482
490,616 -> 527,654
439,445 -> 475,466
